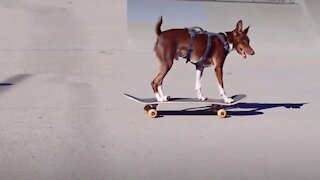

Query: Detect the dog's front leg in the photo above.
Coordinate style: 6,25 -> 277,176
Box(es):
215,66 -> 234,103
195,67 -> 207,101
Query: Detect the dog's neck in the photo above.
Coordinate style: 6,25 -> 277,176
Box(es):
223,32 -> 234,53
227,41 -> 233,53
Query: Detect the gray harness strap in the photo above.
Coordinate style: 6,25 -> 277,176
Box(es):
185,27 -> 230,67
185,27 -> 204,63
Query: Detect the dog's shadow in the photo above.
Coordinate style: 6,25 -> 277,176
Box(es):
158,102 -> 307,118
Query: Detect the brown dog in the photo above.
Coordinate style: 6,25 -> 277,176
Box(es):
152,16 -> 255,103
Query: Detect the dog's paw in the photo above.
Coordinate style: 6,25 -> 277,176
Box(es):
223,97 -> 234,104
197,96 -> 207,101
155,93 -> 170,102
162,95 -> 170,102
196,91 -> 207,101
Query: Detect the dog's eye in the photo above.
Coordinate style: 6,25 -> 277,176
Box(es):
243,39 -> 250,45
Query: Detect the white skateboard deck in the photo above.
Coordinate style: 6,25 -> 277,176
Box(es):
123,93 -> 247,106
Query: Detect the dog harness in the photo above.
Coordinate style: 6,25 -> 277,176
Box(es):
184,27 -> 230,67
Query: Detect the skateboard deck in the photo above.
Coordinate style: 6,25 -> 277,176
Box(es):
124,93 -> 247,118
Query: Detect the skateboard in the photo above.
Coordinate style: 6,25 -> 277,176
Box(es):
123,93 -> 247,118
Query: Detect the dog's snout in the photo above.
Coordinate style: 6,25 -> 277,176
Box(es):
246,47 -> 255,56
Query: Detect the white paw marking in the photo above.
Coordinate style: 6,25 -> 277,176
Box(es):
155,92 -> 170,102
223,96 -> 234,104
196,90 -> 207,101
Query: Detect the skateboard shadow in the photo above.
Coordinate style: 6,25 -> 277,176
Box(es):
158,102 -> 307,118
0,83 -> 13,86
0,74 -> 32,95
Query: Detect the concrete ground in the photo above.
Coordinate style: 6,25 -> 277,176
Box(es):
1,0 -> 320,180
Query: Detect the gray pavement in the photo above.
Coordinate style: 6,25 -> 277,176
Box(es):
1,0 -> 320,180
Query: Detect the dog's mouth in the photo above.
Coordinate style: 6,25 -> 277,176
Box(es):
239,47 -> 255,58
239,48 -> 247,59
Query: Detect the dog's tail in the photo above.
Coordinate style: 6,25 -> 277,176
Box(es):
155,16 -> 163,36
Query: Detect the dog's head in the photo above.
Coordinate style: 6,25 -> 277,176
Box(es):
227,20 -> 255,58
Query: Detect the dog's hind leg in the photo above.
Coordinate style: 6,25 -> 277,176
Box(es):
151,64 -> 172,102
151,51 -> 174,102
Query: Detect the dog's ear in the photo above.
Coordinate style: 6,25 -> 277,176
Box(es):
236,20 -> 243,33
244,25 -> 250,34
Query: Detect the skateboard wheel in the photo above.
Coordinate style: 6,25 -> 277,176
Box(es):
217,109 -> 227,118
144,105 -> 157,114
144,105 -> 152,114
148,109 -> 158,118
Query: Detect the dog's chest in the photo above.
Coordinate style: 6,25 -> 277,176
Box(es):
176,48 -> 215,67
192,58 -> 214,67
